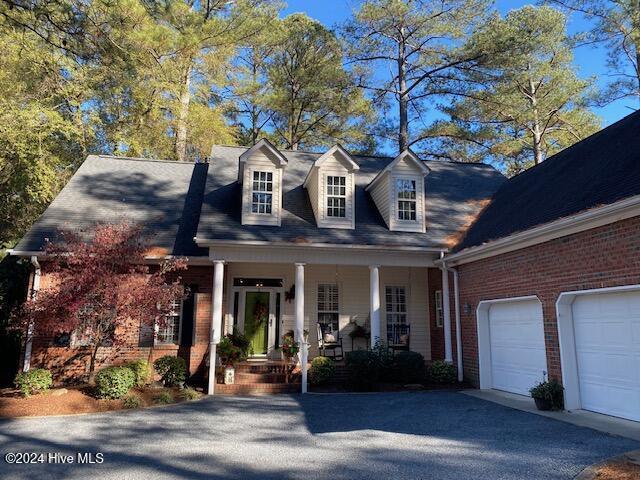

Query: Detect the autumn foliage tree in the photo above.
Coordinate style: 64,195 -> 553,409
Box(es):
16,223 -> 187,382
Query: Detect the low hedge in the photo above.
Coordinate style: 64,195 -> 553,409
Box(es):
429,360 -> 457,384
125,360 -> 151,387
309,356 -> 336,386
345,350 -> 379,390
154,355 -> 186,387
95,366 -> 136,399
393,351 -> 425,384
14,368 -> 53,397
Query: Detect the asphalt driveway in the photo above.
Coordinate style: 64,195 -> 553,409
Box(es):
1,391 -> 638,480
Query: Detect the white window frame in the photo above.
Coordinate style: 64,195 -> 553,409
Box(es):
396,178 -> 417,222
251,170 -> 274,215
385,286 -> 408,326
326,175 -> 347,218
155,300 -> 183,346
435,290 -> 444,328
317,283 -> 339,334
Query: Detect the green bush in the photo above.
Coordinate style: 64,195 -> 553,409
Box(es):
429,360 -> 457,384
95,366 -> 136,399
153,355 -> 186,387
154,390 -> 174,404
125,360 -> 150,387
218,336 -> 244,366
181,387 -> 202,401
345,350 -> 379,390
309,356 -> 336,386
530,379 -> 564,410
122,393 -> 142,409
393,351 -> 426,384
14,368 -> 53,397
226,332 -> 251,360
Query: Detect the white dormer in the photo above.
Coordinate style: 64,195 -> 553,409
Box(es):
239,139 -> 287,226
303,144 -> 359,229
365,149 -> 430,233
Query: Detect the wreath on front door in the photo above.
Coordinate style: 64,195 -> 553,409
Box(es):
253,301 -> 269,327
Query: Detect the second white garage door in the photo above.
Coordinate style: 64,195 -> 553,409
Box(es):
572,290 -> 640,422
489,300 -> 547,395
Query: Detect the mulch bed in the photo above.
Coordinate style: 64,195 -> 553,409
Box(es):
0,385 -> 202,418
593,461 -> 640,479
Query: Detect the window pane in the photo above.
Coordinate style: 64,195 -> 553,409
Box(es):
326,176 -> 347,218
252,172 -> 273,214
318,284 -> 339,332
385,286 -> 407,325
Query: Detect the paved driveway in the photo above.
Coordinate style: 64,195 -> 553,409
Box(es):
1,391 -> 638,480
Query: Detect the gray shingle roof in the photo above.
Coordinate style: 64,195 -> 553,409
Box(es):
14,155 -> 208,256
454,109 -> 640,252
196,146 -> 506,249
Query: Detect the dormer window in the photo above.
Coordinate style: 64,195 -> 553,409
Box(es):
303,144 -> 359,230
239,139 -> 287,226
327,176 -> 347,218
365,149 -> 430,233
252,171 -> 273,214
396,179 -> 417,221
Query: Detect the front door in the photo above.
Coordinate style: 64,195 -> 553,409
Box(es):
243,291 -> 271,355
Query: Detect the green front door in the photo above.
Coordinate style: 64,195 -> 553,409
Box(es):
244,291 -> 270,355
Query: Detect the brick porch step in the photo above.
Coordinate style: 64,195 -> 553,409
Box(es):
234,362 -> 293,374
214,382 -> 301,395
234,372 -> 288,384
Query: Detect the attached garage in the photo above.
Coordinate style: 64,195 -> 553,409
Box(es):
558,286 -> 640,422
477,297 -> 547,395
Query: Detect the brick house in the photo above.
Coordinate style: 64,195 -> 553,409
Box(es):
9,111 -> 640,419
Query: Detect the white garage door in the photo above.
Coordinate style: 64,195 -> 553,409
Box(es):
489,300 -> 547,395
572,291 -> 640,421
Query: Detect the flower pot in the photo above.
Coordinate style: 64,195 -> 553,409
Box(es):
534,397 -> 552,411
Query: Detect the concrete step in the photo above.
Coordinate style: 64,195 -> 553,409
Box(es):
214,382 -> 301,395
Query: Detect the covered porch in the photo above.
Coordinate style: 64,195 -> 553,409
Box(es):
203,241 -> 454,394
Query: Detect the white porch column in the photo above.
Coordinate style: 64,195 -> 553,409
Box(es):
369,265 -> 381,346
441,267 -> 453,363
207,260 -> 225,395
295,263 -> 307,393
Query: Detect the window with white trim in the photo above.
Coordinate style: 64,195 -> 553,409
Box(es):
317,284 -> 339,334
251,171 -> 273,214
435,290 -> 444,328
385,286 -> 407,325
326,176 -> 346,218
396,178 -> 417,221
156,300 -> 182,345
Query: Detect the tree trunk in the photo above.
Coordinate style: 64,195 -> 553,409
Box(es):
88,342 -> 101,385
175,63 -> 193,162
398,30 -> 408,152
528,71 -> 543,165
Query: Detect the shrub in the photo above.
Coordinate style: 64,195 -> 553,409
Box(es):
429,360 -> 457,384
14,368 -> 53,397
181,387 -> 202,401
530,379 -> 564,410
309,357 -> 335,386
345,350 -> 378,390
154,390 -> 174,404
122,393 -> 142,409
154,355 -> 186,387
125,360 -> 150,387
95,366 -> 136,399
393,351 -> 425,384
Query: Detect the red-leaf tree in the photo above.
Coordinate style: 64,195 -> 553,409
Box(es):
16,223 -> 188,382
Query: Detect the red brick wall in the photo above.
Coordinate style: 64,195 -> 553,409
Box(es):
28,265 -> 214,383
456,215 -> 640,386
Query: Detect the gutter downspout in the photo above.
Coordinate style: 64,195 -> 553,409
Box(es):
440,253 -> 464,383
23,256 -> 41,372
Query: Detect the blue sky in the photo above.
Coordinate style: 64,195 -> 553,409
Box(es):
281,0 -> 633,130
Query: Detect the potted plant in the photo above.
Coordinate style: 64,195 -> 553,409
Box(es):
217,336 -> 243,384
529,379 -> 564,411
279,331 -> 300,383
